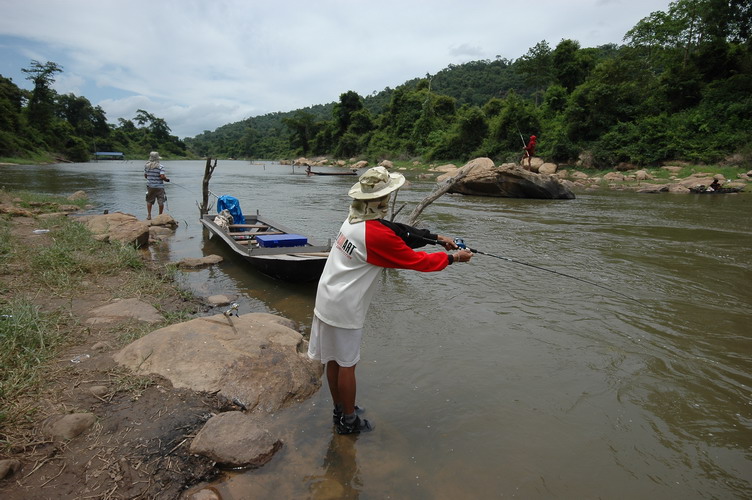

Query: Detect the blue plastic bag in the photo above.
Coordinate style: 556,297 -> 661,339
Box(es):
216,195 -> 246,225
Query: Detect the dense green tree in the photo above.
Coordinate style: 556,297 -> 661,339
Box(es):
21,60 -> 62,132
0,76 -> 27,156
552,40 -> 593,92
427,105 -> 487,161
348,108 -> 374,135
57,94 -> 109,138
333,91 -> 364,137
565,49 -> 658,142
0,76 -> 24,133
517,41 -> 553,104
312,122 -> 336,156
282,111 -> 318,155
483,91 -> 539,160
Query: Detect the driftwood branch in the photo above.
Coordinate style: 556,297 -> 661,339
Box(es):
399,167 -> 473,226
200,158 -> 218,215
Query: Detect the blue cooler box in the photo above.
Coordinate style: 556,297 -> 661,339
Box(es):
256,234 -> 308,248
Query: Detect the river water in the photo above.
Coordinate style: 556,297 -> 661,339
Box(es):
2,160 -> 750,499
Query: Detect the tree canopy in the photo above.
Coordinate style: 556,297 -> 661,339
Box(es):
0,61 -> 187,161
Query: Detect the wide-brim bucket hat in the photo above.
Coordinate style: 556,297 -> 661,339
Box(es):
149,151 -> 161,161
348,166 -> 405,200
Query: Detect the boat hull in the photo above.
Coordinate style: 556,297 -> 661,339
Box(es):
689,186 -> 743,194
309,171 -> 357,176
242,253 -> 327,282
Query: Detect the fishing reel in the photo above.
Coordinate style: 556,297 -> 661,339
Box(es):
224,303 -> 239,317
454,238 -> 467,249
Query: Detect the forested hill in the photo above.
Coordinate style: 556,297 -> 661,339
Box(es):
186,0 -> 751,168
184,46 -> 614,160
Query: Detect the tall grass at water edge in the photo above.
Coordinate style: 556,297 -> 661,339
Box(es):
0,298 -> 63,408
29,217 -> 144,288
0,205 -> 167,434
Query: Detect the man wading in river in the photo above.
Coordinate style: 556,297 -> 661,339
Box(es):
308,166 -> 474,434
144,151 -> 169,220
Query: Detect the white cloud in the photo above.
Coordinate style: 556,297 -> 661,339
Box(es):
0,0 -> 672,138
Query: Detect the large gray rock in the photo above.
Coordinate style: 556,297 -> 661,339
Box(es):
189,411 -> 282,468
113,313 -> 322,413
177,255 -> 223,268
446,159 -> 575,199
0,459 -> 21,480
636,183 -> 670,193
67,190 -> 89,201
81,212 -> 150,247
86,298 -> 164,325
148,213 -> 179,228
42,413 -> 97,440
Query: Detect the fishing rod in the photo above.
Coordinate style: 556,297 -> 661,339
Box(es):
167,179 -> 223,201
425,236 -> 640,303
165,179 -> 195,196
160,180 -> 220,222
516,125 -> 530,160
516,126 -> 527,148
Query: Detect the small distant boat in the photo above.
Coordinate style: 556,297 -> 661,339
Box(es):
200,203 -> 330,283
305,165 -> 358,176
689,186 -> 744,194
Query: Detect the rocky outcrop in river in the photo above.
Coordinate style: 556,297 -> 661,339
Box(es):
439,158 -> 576,199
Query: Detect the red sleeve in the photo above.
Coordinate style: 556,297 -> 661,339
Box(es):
364,220 -> 449,272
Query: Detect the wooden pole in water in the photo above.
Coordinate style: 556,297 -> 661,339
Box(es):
200,158 -> 218,216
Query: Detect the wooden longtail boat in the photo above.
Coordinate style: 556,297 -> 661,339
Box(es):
305,165 -> 358,176
200,211 -> 330,282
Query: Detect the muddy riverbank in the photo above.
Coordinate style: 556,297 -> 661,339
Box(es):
0,192 -> 226,499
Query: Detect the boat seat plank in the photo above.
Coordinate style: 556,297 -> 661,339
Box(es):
229,231 -> 285,236
228,224 -> 269,229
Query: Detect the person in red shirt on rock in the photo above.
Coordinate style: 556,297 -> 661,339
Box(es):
521,135 -> 537,169
308,166 -> 474,435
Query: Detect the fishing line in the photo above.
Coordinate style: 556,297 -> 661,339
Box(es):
166,179 -> 197,196
421,235 -> 640,303
163,180 -> 235,222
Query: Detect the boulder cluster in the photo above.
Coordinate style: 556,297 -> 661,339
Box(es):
430,158 -> 749,196
114,311 -> 322,469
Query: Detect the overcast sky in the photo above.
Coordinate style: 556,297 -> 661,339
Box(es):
0,0 -> 672,139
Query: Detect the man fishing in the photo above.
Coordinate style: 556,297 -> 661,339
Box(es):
143,151 -> 169,220
308,166 -> 474,435
521,134 -> 537,169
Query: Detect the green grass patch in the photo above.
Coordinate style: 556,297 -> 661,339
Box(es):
8,189 -> 89,213
646,165 -> 745,181
0,152 -> 58,165
29,218 -> 144,289
0,298 -> 64,405
0,218 -> 12,263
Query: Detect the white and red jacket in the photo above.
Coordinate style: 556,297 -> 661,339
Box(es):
314,219 -> 450,329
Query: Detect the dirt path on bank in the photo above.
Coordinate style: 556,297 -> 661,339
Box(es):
0,197 -> 223,499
